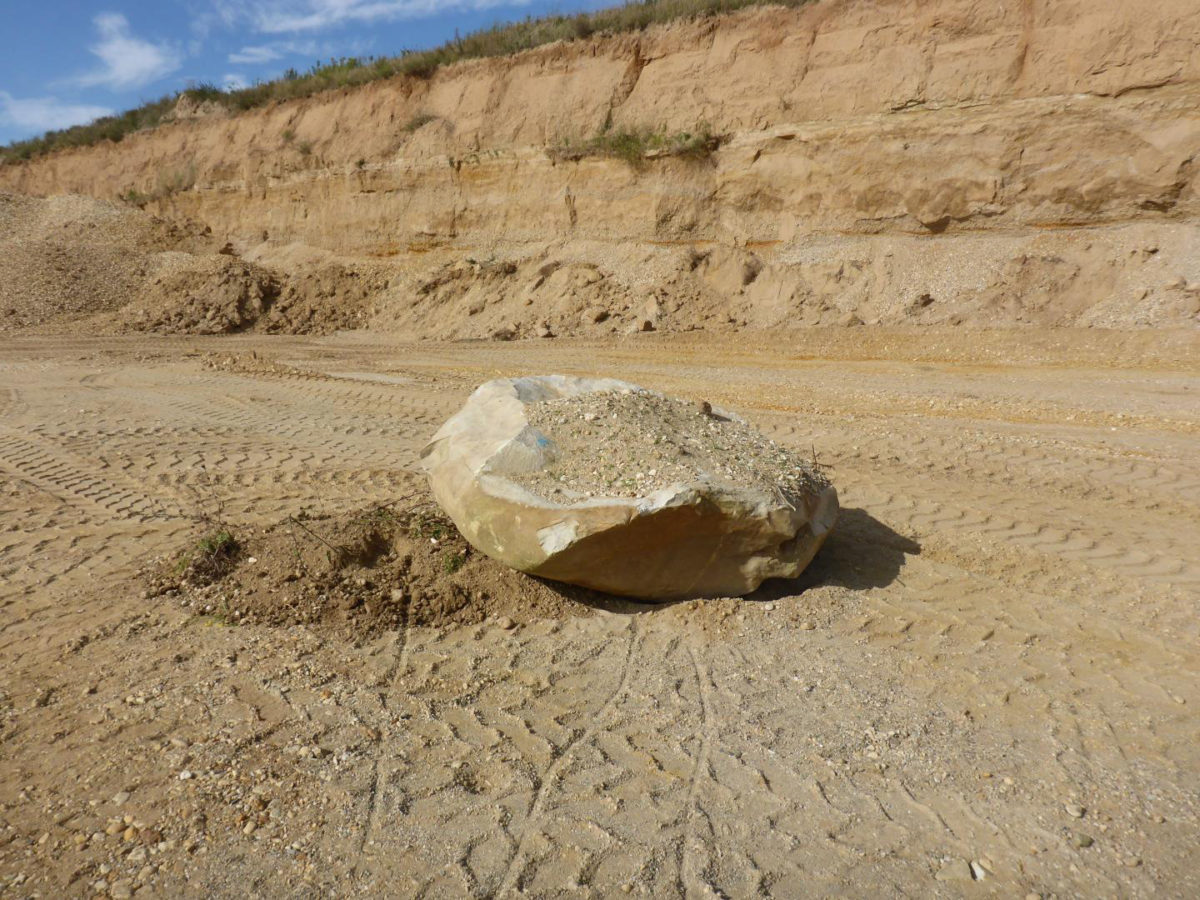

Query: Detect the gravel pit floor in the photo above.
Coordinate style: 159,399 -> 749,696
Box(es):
0,329 -> 1197,899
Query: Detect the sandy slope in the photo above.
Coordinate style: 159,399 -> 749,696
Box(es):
0,329 -> 1196,897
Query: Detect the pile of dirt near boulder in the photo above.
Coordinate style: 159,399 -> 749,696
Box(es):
144,499 -> 591,638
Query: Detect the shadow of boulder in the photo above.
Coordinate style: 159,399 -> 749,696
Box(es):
533,507 -> 919,611
749,507 -> 920,600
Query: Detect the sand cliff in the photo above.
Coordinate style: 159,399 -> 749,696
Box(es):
2,0 -> 1198,335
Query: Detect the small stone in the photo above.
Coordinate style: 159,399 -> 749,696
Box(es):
179,770 -> 193,780
969,861 -> 987,880
112,791 -> 131,805
1124,857 -> 1142,868
243,821 -> 257,836
123,826 -> 138,842
1072,832 -> 1094,848
1065,803 -> 1085,818
110,880 -> 133,899
799,621 -> 816,631
935,858 -> 973,882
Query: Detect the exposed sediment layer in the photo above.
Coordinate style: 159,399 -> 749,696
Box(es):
2,0 -> 1198,332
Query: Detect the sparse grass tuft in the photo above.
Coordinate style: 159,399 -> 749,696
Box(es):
176,529 -> 240,583
2,0 -> 811,165
402,112 -> 438,133
442,551 -> 466,574
550,123 -> 720,167
117,160 -> 196,207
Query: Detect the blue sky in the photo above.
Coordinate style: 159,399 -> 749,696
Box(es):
0,0 -> 613,145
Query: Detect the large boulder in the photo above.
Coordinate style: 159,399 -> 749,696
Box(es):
420,376 -> 838,599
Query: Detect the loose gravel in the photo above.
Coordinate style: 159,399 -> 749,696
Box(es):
515,388 -> 830,502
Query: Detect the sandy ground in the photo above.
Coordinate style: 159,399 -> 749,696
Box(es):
0,328 -> 1197,898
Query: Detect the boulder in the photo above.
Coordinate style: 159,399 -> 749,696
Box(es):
420,376 -> 838,599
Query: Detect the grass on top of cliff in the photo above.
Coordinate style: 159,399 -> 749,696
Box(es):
1,0 -> 812,165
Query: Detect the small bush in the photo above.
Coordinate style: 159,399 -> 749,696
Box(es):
281,128 -> 295,143
177,529 -> 240,583
402,112 -> 438,133
550,123 -> 720,167
297,140 -> 314,156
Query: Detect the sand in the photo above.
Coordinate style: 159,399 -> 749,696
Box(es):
0,329 -> 1196,898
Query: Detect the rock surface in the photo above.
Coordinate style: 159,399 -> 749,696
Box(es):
421,376 -> 838,599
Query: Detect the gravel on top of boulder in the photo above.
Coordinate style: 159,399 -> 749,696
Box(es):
515,389 -> 829,503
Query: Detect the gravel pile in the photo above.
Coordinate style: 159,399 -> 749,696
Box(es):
0,192 -> 214,334
515,389 -> 830,502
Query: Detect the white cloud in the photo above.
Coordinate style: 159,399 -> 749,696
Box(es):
0,91 -> 113,133
222,73 -> 249,91
228,40 -> 319,65
216,1 -> 532,35
76,13 -> 182,90
229,45 -> 283,65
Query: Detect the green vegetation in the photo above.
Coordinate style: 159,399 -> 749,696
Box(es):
175,529 -> 241,582
402,112 -> 439,133
1,0 -> 810,165
442,551 -> 466,575
550,123 -> 720,166
118,160 -> 196,207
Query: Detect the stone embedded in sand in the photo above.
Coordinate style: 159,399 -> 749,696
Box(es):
420,375 -> 838,599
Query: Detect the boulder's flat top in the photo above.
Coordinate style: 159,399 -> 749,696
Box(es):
516,388 -> 830,502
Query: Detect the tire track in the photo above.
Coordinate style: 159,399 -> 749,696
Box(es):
497,618 -> 642,897
680,643 -> 717,900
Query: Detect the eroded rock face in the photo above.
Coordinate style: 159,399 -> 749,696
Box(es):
421,376 -> 838,599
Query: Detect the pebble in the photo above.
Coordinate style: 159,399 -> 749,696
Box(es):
179,770 -> 194,780
110,880 -> 133,899
935,858 -> 973,882
1065,802 -> 1086,818
970,861 -> 987,880
1072,832 -> 1094,848
112,791 -> 131,805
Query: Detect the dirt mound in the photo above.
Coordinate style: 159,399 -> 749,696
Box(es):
0,193 -> 392,337
0,192 -> 217,333
144,498 -> 593,638
258,262 -> 388,334
120,256 -> 280,334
